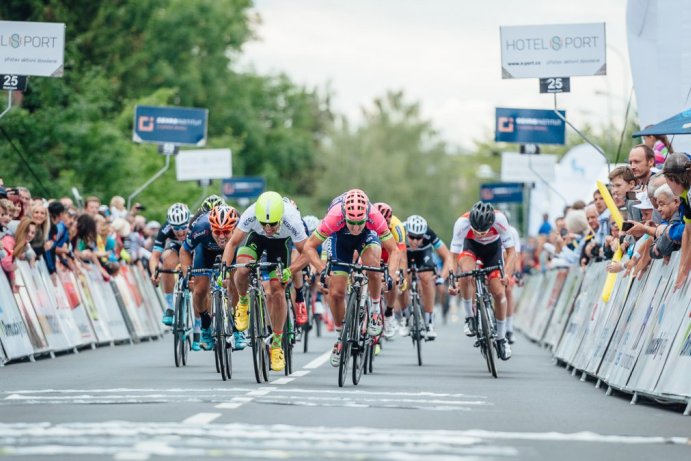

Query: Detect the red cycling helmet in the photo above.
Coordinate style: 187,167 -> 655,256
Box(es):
374,202 -> 392,224
342,189 -> 369,222
209,205 -> 239,232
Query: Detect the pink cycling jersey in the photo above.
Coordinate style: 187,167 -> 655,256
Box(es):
316,200 -> 391,240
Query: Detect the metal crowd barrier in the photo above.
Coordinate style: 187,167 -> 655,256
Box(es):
514,252 -> 691,416
0,260 -> 166,364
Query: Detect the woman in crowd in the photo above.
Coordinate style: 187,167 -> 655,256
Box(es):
13,217 -> 37,266
29,201 -> 51,262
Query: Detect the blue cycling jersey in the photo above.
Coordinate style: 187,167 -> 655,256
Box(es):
183,213 -> 222,253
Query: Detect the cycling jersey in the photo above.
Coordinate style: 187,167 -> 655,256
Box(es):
507,226 -> 521,253
450,211 -> 514,253
406,227 -> 442,253
381,215 -> 406,263
153,220 -> 184,253
237,200 -> 307,243
316,193 -> 391,241
183,212 -> 222,253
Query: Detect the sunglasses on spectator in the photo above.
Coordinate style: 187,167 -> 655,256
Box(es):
408,234 -> 424,241
213,229 -> 231,237
346,218 -> 366,226
260,221 -> 280,229
172,224 -> 187,231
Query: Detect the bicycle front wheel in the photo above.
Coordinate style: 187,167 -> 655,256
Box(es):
283,300 -> 294,376
352,299 -> 367,385
412,298 -> 423,366
302,286 -> 312,354
213,292 -> 229,381
250,291 -> 268,383
173,293 -> 183,368
478,296 -> 497,378
338,292 -> 357,387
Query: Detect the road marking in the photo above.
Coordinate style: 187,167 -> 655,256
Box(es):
289,370 -> 310,377
246,388 -> 273,397
271,377 -> 295,385
302,350 -> 331,369
181,413 -> 221,425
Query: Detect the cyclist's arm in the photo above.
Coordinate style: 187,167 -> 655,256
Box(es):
148,249 -> 162,279
504,246 -> 517,281
435,242 -> 453,279
381,236 -> 400,279
300,233 -> 326,273
288,239 -> 307,274
222,229 -> 246,267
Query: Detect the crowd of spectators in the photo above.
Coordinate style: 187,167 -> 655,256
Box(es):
0,178 -> 163,292
521,147 -> 691,290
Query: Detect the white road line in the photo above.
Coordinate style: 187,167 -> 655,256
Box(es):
246,388 -> 273,397
271,377 -> 295,385
214,402 -> 243,410
181,413 -> 221,425
302,350 -> 331,369
289,370 -> 310,377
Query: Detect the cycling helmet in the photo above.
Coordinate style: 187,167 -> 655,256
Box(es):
209,204 -> 239,231
374,202 -> 393,224
405,215 -> 428,236
469,201 -> 495,232
303,215 -> 320,234
201,194 -> 225,212
342,189 -> 369,221
167,203 -> 190,226
255,191 -> 284,223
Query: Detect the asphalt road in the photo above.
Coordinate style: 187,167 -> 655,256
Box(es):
0,310 -> 689,460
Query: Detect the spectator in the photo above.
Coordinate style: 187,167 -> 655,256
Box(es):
111,218 -> 132,263
603,219 -> 621,260
608,165 -> 637,210
642,132 -> 674,167
13,217 -> 37,266
0,201 -> 15,288
109,195 -> 128,220
628,144 -> 657,188
84,196 -> 101,217
554,216 -> 566,237
29,202 -> 51,261
651,184 -> 682,259
592,188 -> 611,244
94,214 -> 119,275
144,220 -> 161,252
59,196 -> 74,209
581,204 -> 602,266
538,213 -> 552,236
45,201 -> 70,277
662,153 -> 691,289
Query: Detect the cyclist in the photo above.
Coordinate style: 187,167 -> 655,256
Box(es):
401,215 -> 452,340
294,189 -> 401,367
373,202 -> 407,341
149,203 -> 191,326
190,194 -> 226,228
504,224 -> 522,345
449,201 -> 516,361
300,215 -> 324,321
222,191 -> 308,373
285,197 -> 310,326
180,204 -> 240,351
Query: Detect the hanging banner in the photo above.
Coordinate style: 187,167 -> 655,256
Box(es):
0,270 -> 34,361
133,105 -> 208,146
496,108 -> 566,145
0,20 -> 66,77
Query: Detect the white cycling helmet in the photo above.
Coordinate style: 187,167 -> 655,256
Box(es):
405,215 -> 428,236
167,203 -> 190,226
303,215 -> 320,234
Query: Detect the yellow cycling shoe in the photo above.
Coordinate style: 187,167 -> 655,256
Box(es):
270,346 -> 285,372
234,297 -> 249,331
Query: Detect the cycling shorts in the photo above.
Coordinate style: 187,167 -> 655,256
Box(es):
326,229 -> 381,274
459,239 -> 503,280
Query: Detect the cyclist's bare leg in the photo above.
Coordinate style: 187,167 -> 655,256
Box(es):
488,277 -> 508,340
458,255 -> 477,334
267,278 -> 286,334
419,271 -> 435,314
328,274 -> 348,328
192,276 -> 210,317
233,258 -> 251,297
361,245 -> 382,299
161,249 -> 179,295
225,270 -> 239,309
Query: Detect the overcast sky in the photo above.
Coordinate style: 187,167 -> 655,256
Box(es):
241,0 -> 631,149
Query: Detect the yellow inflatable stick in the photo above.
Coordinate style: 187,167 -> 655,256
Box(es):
596,180 -> 623,302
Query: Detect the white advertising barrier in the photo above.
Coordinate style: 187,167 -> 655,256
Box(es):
12,276 -> 49,353
14,262 -> 74,352
627,255 -> 689,394
123,265 -> 161,337
57,267 -> 108,344
655,277 -> 691,398
0,269 -> 34,362
513,272 -> 544,335
553,263 -> 608,364
81,266 -> 131,342
529,269 -> 569,343
500,22 -> 606,79
175,148 -> 232,181
131,265 -> 165,334
604,258 -> 677,390
542,267 -> 584,349
522,270 -> 558,341
113,266 -> 158,339
112,275 -> 147,340
52,267 -> 97,346
578,273 -> 635,374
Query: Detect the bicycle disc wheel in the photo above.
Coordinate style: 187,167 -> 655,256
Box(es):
478,298 -> 497,378
413,300 -> 423,366
250,291 -> 264,383
173,294 -> 183,367
352,301 -> 367,385
338,294 -> 357,387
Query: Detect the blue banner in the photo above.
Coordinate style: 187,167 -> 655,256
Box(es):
495,107 -> 566,145
133,105 -> 208,146
221,177 -> 266,199
480,182 -> 524,204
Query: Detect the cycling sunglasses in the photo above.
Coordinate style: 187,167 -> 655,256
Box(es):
408,234 -> 424,241
213,229 -> 232,237
260,221 -> 280,229
171,224 -> 187,232
346,218 -> 367,226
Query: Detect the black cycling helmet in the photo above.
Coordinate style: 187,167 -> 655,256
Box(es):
469,201 -> 495,232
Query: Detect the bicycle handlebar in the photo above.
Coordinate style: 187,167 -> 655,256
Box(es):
321,258 -> 390,289
450,265 -> 504,287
